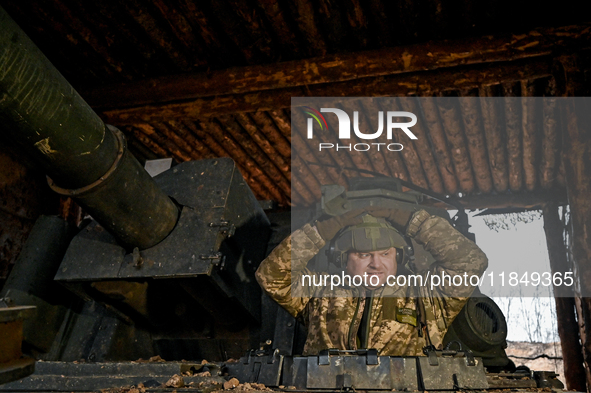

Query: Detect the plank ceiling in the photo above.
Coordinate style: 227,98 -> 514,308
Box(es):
1,0 -> 590,208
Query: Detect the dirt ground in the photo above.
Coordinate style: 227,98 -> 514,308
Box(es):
506,341 -> 564,385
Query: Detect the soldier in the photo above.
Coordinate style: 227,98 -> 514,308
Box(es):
255,207 -> 488,356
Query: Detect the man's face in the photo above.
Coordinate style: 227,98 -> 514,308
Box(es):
345,247 -> 398,290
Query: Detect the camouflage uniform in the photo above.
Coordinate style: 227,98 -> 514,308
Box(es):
255,210 -> 488,356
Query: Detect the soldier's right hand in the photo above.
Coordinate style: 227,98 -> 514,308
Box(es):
315,208 -> 367,241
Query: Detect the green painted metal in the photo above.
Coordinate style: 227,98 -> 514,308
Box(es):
0,6 -> 178,249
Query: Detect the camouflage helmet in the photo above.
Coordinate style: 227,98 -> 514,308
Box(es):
327,214 -> 409,268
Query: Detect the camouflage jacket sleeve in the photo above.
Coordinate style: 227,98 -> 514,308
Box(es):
408,210 -> 489,330
255,223 -> 326,318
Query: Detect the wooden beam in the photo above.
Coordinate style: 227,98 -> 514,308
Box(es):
234,113 -> 290,176
542,202 -> 586,392
428,188 -> 568,210
291,109 -> 344,185
83,23 -> 591,110
560,63 -> 591,384
292,154 -> 322,202
183,119 -> 275,201
100,57 -> 554,124
437,94 -> 476,194
419,97 -> 459,195
287,0 -> 327,58
358,98 -> 397,179
249,111 -> 291,159
521,80 -> 538,192
218,115 -> 291,202
398,98 -> 445,194
479,85 -> 509,192
540,80 -> 559,189
458,91 -> 494,193
339,100 -> 385,179
502,83 -> 524,192
390,98 -> 428,188
167,120 -> 217,160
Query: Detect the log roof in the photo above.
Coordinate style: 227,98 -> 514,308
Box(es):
1,0 -> 590,209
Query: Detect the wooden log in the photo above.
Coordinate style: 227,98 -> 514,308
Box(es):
286,0 -> 327,57
293,105 -> 356,183
458,91 -> 493,193
222,0 -> 275,63
289,189 -> 303,207
126,135 -> 159,162
153,122 -> 203,161
175,0 -> 236,67
47,0 -> 133,79
335,99 -> 409,182
557,153 -> 566,187
126,126 -> 170,158
135,123 -> 192,162
542,202 -> 586,392
184,119 -> 278,200
338,100 -> 381,178
98,57 -> 553,123
342,0 -> 370,49
183,120 -> 230,158
14,0 -> 113,82
234,114 -> 290,176
560,64 -> 591,378
502,83 -> 524,192
574,297 -> 591,389
419,98 -> 459,195
436,94 -> 475,194
249,112 -> 291,159
292,154 -> 322,202
322,130 -> 359,183
122,0 -> 191,71
87,1 -> 174,78
167,120 -> 217,159
391,98 -> 428,188
521,80 -> 538,191
84,23 -> 591,109
202,120 -> 283,202
561,99 -> 591,290
291,109 -> 343,185
315,0 -> 347,50
290,166 -> 315,206
397,98 -> 444,193
151,0 -> 207,67
540,79 -> 559,189
364,0 -> 393,47
268,109 -> 292,143
396,0 -> 422,43
380,151 -> 409,182
356,98 -> 394,178
188,120 -> 274,201
217,115 -> 291,201
257,0 -> 301,59
479,85 -> 509,192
